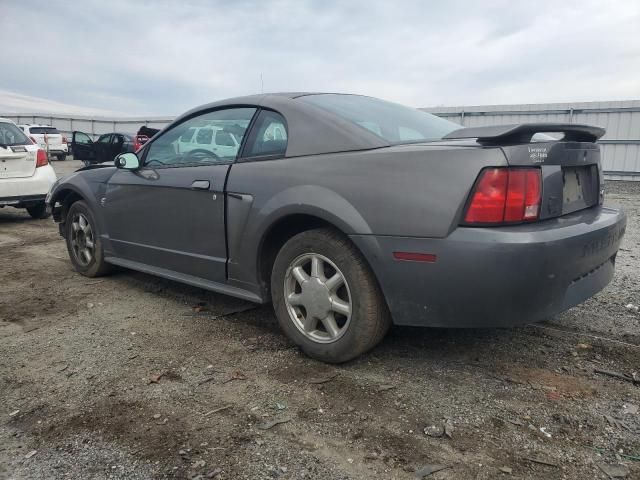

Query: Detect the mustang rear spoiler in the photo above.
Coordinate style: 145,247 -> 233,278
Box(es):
442,123 -> 605,144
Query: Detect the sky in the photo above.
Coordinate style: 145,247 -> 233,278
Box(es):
1,0 -> 639,116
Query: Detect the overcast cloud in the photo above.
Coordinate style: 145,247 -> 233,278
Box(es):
1,0 -> 639,116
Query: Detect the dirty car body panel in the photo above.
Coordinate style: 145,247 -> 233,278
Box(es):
48,93 -> 626,329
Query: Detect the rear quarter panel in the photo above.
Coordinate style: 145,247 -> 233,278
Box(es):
226,144 -> 506,289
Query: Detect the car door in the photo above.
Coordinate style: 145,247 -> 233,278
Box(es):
94,134 -> 113,163
71,131 -> 96,162
102,107 -> 257,283
109,134 -> 126,160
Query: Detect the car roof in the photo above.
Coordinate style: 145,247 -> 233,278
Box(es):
0,117 -> 17,124
172,93 -> 390,157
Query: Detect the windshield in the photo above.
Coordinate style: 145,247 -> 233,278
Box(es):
29,127 -> 60,135
300,94 -> 460,144
0,122 -> 31,147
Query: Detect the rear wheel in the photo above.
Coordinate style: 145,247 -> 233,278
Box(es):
271,228 -> 390,363
64,200 -> 111,277
26,202 -> 50,219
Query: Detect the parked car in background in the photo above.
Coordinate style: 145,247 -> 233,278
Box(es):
71,132 -> 148,166
1,118 -> 56,218
176,125 -> 243,158
138,126 -> 159,139
18,124 -> 68,161
48,93 -> 626,363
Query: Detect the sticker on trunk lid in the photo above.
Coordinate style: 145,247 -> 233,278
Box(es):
10,146 -> 27,152
527,146 -> 548,163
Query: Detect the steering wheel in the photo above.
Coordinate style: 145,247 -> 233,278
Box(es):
183,149 -> 221,163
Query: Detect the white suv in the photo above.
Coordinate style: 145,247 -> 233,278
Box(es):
19,124 -> 68,161
176,125 -> 242,159
0,118 -> 57,218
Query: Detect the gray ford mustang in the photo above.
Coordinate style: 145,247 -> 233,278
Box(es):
47,93 -> 626,363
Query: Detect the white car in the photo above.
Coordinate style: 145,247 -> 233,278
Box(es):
19,124 -> 68,161
0,118 -> 56,218
176,125 -> 243,159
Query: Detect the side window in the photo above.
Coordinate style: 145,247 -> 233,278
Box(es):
179,127 -> 195,143
215,130 -> 235,147
74,132 -> 93,145
243,110 -> 288,158
97,134 -> 111,144
144,107 -> 256,167
196,128 -> 214,144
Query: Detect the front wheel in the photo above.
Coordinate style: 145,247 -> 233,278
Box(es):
271,228 -> 390,363
64,200 -> 111,277
56,154 -> 66,161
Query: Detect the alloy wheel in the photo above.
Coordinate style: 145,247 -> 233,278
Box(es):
70,213 -> 95,267
284,253 -> 352,343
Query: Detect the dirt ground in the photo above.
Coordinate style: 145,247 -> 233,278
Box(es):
1,160 -> 639,480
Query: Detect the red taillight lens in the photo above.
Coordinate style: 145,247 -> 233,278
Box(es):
62,136 -> 68,144
464,167 -> 541,225
464,168 -> 509,223
36,149 -> 48,167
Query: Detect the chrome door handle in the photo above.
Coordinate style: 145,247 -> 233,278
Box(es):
191,180 -> 210,190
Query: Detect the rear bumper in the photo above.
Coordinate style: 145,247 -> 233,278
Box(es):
351,206 -> 626,328
46,147 -> 68,156
35,144 -> 68,155
0,165 -> 57,201
0,194 -> 46,207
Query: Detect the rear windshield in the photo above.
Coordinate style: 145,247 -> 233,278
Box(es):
30,127 -> 59,134
0,122 -> 31,147
300,94 -> 460,144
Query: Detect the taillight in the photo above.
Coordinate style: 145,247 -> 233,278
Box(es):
62,136 -> 68,144
463,167 -> 541,225
36,149 -> 48,167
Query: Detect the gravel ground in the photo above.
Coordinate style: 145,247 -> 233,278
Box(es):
1,159 -> 639,480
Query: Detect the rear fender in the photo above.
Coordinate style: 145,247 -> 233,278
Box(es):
226,184 -> 372,291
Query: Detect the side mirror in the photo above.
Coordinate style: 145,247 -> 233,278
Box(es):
114,152 -> 140,170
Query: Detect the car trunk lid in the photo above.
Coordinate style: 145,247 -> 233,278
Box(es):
0,145 -> 36,179
444,123 -> 604,220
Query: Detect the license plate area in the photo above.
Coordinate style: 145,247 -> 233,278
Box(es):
562,165 -> 598,214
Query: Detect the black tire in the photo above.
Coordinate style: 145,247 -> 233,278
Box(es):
56,154 -> 66,161
64,200 -> 112,277
271,228 -> 390,363
26,202 -> 50,219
